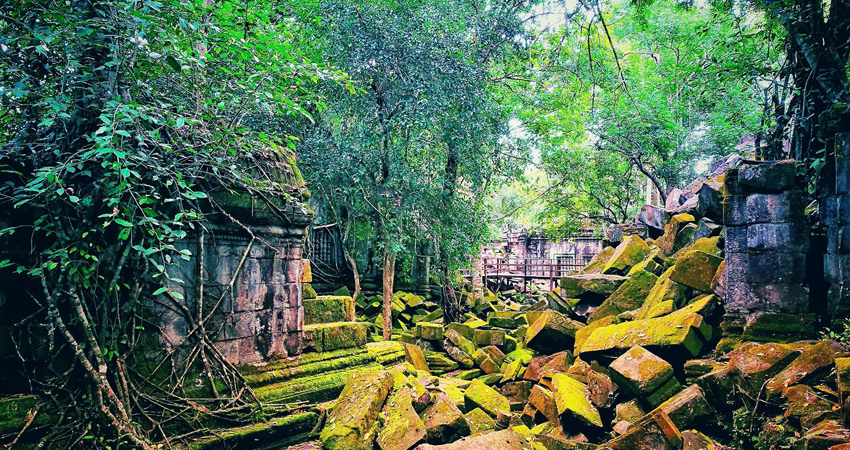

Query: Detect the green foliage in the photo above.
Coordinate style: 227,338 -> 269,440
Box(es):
295,0 -> 532,279
502,0 -> 781,233
0,0 -> 340,446
820,318 -> 850,347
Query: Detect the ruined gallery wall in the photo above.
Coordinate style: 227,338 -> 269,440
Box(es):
156,199 -> 313,366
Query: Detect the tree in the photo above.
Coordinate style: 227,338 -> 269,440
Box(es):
498,0 -> 778,233
295,0 -> 532,327
0,0 -> 339,446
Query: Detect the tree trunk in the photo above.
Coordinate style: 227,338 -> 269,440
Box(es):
341,222 -> 361,308
382,250 -> 396,341
343,246 -> 361,317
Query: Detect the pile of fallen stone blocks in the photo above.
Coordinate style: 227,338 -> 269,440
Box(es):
312,155 -> 850,450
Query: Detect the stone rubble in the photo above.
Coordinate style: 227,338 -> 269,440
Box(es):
312,156 -> 850,450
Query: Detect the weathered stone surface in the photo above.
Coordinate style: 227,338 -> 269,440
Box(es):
586,369 -> 619,409
681,430 -> 725,450
473,329 -> 505,347
413,429 -> 527,450
766,341 -> 836,396
524,310 -> 584,354
580,308 -> 710,360
655,384 -> 712,429
464,379 -> 510,418
635,269 -> 693,321
561,273 -> 629,299
302,283 -> 318,300
669,250 -> 723,293
500,380 -> 534,405
582,246 -> 616,274
609,346 -> 675,399
303,322 -> 369,352
461,408 -> 496,435
615,400 -> 645,424
588,270 -> 658,323
637,205 -> 667,231
445,328 -> 477,356
417,323 -> 445,341
528,385 -> 560,426
604,410 -> 682,450
473,348 -> 500,374
552,373 -> 603,428
421,392 -> 467,444
425,352 -> 459,373
445,344 -> 475,369
602,235 -> 652,275
403,343 -> 430,372
657,213 -> 696,255
837,357 -> 850,393
523,351 -> 572,381
487,311 -> 527,329
737,160 -> 796,191
320,370 -> 394,450
782,385 -> 833,419
727,342 -> 800,395
796,420 -> 850,450
303,296 -> 354,325
377,388 -> 427,450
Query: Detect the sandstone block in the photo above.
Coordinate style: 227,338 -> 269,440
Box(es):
552,372 -> 603,428
320,371 -> 394,450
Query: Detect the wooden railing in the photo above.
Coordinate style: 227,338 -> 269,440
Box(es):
463,256 -> 591,291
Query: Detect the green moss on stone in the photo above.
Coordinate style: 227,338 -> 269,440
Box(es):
588,269 -> 658,323
552,373 -> 602,428
464,379 -> 510,418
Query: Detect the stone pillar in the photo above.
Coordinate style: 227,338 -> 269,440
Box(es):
824,133 -> 850,323
722,160 -> 814,342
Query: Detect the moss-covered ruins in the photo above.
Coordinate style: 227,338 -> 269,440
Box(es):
4,142 -> 850,449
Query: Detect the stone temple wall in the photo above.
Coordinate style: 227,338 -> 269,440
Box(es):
824,133 -> 850,322
157,200 -> 312,366
721,160 -> 815,341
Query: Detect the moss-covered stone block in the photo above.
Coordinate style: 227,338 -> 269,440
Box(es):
524,310 -> 584,354
416,322 -> 445,341
552,373 -> 602,428
472,328 -> 505,347
302,283 -> 318,300
602,235 -> 651,275
302,322 -> 369,353
320,370 -> 394,450
588,269 -> 658,323
303,296 -> 354,325
445,328 -> 477,356
582,246 -> 616,274
425,351 -> 459,373
766,340 -> 836,396
609,346 -> 675,398
464,379 -> 510,418
402,342 -> 430,372
421,392 -> 468,444
560,273 -> 628,299
487,311 -> 527,329
635,268 -> 692,320
463,407 -> 496,435
668,250 -> 723,293
580,309 -> 710,361
188,412 -> 320,450
376,388 -> 426,450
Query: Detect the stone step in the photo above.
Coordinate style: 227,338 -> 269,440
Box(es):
248,341 -> 405,404
186,412 -> 319,450
303,321 -> 370,352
